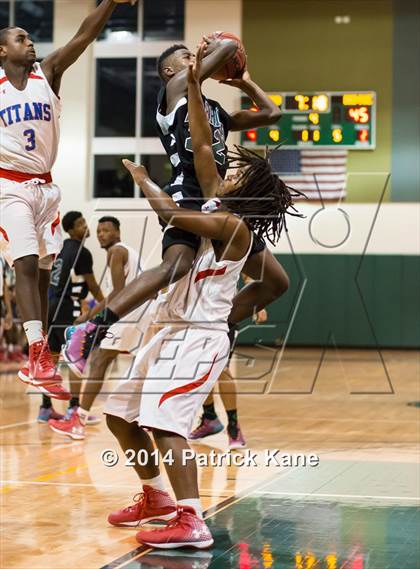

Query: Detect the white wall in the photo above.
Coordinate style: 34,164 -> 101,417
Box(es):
53,0 -> 94,216
271,202 -> 420,255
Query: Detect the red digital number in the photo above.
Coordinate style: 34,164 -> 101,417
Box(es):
358,129 -> 369,142
246,130 -> 257,142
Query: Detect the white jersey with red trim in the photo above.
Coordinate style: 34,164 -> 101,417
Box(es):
102,242 -> 142,296
155,233 -> 253,332
0,62 -> 61,174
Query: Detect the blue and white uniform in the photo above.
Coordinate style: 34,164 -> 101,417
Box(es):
0,63 -> 63,267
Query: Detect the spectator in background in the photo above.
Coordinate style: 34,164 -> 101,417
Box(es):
38,211 -> 104,423
0,254 -> 14,361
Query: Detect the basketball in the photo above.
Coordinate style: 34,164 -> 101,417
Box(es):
210,31 -> 247,81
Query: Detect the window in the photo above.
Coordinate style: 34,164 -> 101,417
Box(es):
95,58 -> 137,137
96,0 -> 138,41
143,0 -> 184,41
97,0 -> 184,42
141,155 -> 171,189
94,155 -> 135,198
0,2 -> 10,29
93,1 -> 185,197
141,58 -> 161,137
0,0 -> 54,42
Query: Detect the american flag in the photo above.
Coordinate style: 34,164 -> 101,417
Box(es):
269,149 -> 348,200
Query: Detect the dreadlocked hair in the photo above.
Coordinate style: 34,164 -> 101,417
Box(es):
221,145 -> 306,246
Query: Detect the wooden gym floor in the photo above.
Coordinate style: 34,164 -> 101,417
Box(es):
1,347 -> 419,568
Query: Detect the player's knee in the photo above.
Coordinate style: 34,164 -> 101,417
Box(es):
13,255 -> 38,278
106,414 -> 131,438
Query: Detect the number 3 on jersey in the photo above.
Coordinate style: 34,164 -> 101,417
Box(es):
24,129 -> 36,151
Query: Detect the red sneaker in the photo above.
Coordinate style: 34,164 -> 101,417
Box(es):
18,340 -> 71,400
48,411 -> 85,440
108,486 -> 177,527
18,364 -> 71,400
135,506 -> 213,550
29,339 -> 60,380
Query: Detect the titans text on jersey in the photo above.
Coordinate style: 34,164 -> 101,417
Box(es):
0,102 -> 52,127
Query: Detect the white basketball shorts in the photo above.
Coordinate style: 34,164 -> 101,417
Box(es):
104,325 -> 230,438
0,177 -> 63,266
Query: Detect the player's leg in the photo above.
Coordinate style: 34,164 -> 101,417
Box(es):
136,429 -> 213,550
38,261 -> 52,331
229,246 -> 289,325
103,341 -> 178,527
105,415 -> 177,526
136,328 -> 228,549
188,387 -> 224,440
107,240 -> 196,318
15,254 -> 68,397
50,347 -> 119,436
14,256 -> 42,323
106,414 -> 159,479
14,255 -> 70,394
80,348 -> 118,411
218,367 -> 246,448
2,181 -> 69,396
39,295 -> 77,422
36,260 -> 67,420
65,234 -> 199,375
153,429 -> 200,505
189,325 -> 240,443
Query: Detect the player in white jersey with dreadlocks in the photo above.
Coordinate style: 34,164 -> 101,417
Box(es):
96,43 -> 300,551
0,0 -> 138,399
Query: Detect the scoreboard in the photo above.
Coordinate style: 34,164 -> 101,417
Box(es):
240,92 -> 376,150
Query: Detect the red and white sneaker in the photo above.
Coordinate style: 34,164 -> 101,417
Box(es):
18,365 -> 71,400
108,485 -> 177,527
136,506 -> 213,550
18,339 -> 71,400
48,411 -> 85,440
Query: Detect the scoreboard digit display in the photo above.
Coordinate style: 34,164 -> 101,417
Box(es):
240,92 -> 376,149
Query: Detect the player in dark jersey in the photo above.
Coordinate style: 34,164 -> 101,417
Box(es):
64,36 -> 289,371
38,211 -> 103,423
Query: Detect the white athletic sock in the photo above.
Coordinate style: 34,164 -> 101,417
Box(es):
178,499 -> 203,518
77,407 -> 90,425
23,320 -> 43,345
142,475 -> 166,492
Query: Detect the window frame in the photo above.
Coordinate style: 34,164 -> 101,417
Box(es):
91,0 -> 185,199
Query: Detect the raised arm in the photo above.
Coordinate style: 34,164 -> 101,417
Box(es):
123,161 -> 248,256
222,71 -> 281,131
41,0 -> 137,95
82,245 -> 127,321
187,43 -> 224,199
84,273 -> 104,303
